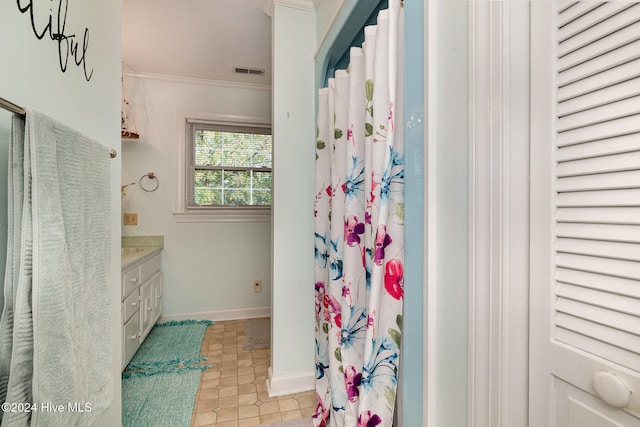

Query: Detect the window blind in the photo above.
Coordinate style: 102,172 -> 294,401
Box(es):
185,121 -> 272,208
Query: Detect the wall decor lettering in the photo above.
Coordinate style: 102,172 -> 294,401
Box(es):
16,0 -> 94,81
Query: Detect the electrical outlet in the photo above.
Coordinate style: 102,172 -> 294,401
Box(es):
123,213 -> 138,225
253,280 -> 262,293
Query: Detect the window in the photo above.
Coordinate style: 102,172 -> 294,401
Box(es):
185,121 -> 272,211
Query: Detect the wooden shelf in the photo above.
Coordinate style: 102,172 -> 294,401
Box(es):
121,130 -> 140,140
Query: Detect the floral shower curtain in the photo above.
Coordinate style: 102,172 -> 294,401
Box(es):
313,1 -> 404,426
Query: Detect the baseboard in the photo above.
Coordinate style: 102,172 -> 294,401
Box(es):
266,367 -> 315,397
159,306 -> 271,323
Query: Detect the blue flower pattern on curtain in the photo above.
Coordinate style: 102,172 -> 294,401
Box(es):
313,2 -> 404,425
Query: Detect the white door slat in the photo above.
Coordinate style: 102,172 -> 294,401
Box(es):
557,282 -> 640,315
556,267 -> 640,299
557,115 -> 640,146
557,95 -> 640,131
556,188 -> 640,207
556,237 -> 640,261
556,170 -> 640,192
558,57 -> 640,101
556,253 -> 640,280
558,20 -> 640,72
555,298 -> 640,335
558,39 -> 640,87
557,133 -> 640,161
558,76 -> 640,117
555,327 -> 640,372
556,223 -> 640,243
556,8 -> 638,61
556,313 -> 640,354
558,2 -> 604,28
558,3 -> 637,46
556,207 -> 640,225
557,1 -> 578,15
557,150 -> 640,176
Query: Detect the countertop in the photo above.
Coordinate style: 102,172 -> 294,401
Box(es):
121,235 -> 163,271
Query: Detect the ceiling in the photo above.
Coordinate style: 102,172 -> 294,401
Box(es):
122,0 -> 273,87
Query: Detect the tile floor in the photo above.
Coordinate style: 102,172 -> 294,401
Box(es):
191,319 -> 316,427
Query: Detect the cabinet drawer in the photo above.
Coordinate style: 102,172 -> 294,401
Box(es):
140,254 -> 161,284
122,267 -> 140,298
123,291 -> 139,323
123,314 -> 139,369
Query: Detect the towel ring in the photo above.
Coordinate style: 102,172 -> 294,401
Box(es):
139,172 -> 159,192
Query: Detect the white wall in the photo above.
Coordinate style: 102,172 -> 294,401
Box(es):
0,1 -> 122,425
121,75 -> 272,319
268,2 -> 317,395
315,0 -> 344,46
426,0 -> 469,426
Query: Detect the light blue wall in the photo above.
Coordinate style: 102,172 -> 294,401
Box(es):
401,0 -> 425,423
270,3 -> 317,384
0,1 -> 122,424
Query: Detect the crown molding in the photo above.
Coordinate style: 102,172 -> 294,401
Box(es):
266,0 -> 316,13
263,0 -> 274,17
122,71 -> 271,92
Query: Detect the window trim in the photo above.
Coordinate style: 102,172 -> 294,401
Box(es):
175,111 -> 272,223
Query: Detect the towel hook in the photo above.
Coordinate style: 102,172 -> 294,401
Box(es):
139,172 -> 159,192
121,182 -> 136,197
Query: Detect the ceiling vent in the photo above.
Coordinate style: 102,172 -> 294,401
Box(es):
234,67 -> 265,76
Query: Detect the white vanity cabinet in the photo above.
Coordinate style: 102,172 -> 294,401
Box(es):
121,253 -> 162,370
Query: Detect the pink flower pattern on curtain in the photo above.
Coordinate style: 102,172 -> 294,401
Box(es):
313,1 -> 404,425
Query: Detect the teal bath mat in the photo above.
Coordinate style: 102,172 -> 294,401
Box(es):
123,370 -> 202,427
122,319 -> 212,427
126,319 -> 212,371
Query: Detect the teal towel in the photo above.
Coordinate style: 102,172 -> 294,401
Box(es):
0,109 -> 113,426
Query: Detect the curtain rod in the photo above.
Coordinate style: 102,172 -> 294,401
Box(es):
0,96 -> 117,158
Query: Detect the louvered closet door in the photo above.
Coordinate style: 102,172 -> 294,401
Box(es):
530,1 -> 640,425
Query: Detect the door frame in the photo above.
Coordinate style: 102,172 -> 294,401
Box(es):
528,0 -> 555,424
467,0 -> 532,426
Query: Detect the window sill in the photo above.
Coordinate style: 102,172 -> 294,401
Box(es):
174,208 -> 271,223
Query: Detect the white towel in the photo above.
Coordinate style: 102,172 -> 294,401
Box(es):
0,109 -> 113,426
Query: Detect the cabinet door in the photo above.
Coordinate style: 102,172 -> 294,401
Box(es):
123,313 -> 139,370
151,272 -> 162,322
139,280 -> 153,341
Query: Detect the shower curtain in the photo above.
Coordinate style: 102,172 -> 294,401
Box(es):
313,1 -> 404,425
